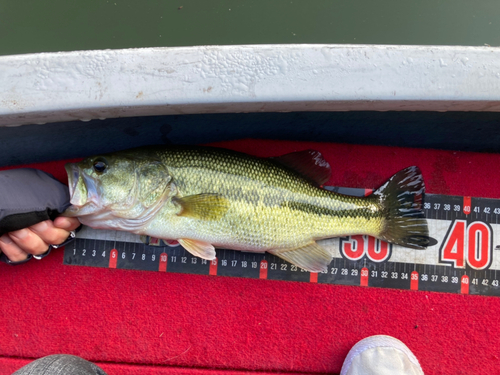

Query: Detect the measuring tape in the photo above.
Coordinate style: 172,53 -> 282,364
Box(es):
63,187 -> 500,297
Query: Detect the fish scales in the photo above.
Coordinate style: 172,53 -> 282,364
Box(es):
151,147 -> 382,250
64,145 -> 429,272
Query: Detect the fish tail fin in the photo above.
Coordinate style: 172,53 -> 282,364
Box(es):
373,166 -> 429,249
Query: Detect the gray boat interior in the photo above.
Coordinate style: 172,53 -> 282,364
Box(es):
1,111 -> 499,166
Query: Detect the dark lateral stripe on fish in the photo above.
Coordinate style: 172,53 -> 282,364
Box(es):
283,201 -> 381,220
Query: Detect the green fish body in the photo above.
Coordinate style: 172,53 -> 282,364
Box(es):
64,145 -> 429,272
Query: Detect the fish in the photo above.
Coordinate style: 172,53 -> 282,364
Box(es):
63,145 -> 429,272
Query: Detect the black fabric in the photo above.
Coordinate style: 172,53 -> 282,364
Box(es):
0,253 -> 33,265
0,169 -> 70,237
0,209 -> 61,237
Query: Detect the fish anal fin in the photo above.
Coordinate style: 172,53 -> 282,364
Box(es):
178,238 -> 216,260
269,241 -> 332,273
271,150 -> 331,186
175,193 -> 229,220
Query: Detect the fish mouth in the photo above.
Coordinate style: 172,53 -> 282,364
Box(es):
65,163 -> 79,203
63,163 -> 102,217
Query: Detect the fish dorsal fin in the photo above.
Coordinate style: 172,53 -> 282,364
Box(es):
175,193 -> 229,220
178,238 -> 216,260
269,241 -> 333,273
272,150 -> 331,186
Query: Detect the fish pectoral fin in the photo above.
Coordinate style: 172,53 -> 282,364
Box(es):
174,193 -> 229,220
178,238 -> 216,260
269,242 -> 332,273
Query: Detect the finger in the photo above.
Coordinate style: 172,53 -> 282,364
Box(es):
29,220 -> 72,246
53,217 -> 81,231
9,228 -> 50,256
0,234 -> 31,262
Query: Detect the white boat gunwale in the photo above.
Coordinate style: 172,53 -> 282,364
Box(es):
1,44 -> 500,127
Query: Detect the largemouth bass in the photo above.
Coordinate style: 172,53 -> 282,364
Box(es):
64,145 -> 429,272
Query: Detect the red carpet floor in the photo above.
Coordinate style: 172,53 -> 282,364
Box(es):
1,139 -> 499,375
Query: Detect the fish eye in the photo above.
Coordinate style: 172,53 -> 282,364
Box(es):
93,158 -> 108,174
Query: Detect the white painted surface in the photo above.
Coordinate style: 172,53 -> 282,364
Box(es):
1,44 -> 500,127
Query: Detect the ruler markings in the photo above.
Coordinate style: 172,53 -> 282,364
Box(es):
64,192 -> 500,296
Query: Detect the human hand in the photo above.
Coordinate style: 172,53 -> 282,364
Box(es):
0,217 -> 81,263
0,168 -> 77,264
